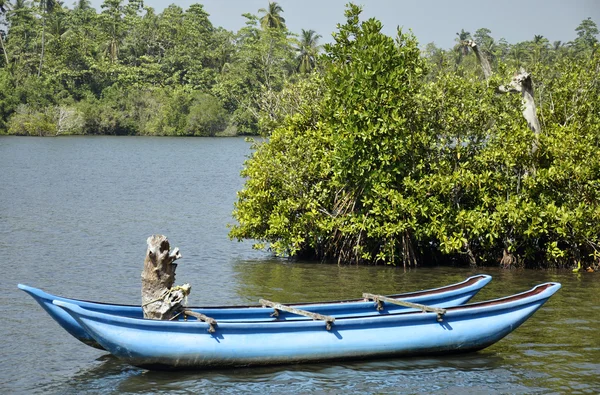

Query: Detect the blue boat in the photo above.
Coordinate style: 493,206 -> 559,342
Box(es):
19,275 -> 490,350
53,282 -> 560,370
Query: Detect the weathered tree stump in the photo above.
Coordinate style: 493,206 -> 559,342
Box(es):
141,235 -> 191,320
498,69 -> 541,155
464,38 -> 542,154
466,40 -> 492,80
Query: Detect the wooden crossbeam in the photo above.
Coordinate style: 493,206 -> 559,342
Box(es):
362,293 -> 446,322
183,310 -> 217,333
259,299 -> 335,330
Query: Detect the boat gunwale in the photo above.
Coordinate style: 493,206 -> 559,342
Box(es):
53,282 -> 561,330
19,274 -> 491,310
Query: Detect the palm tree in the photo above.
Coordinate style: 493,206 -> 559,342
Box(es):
553,40 -> 562,51
100,0 -> 125,63
0,0 -> 9,65
258,2 -> 285,30
74,0 -> 91,11
12,0 -> 27,12
46,8 -> 71,49
296,29 -> 321,73
38,0 -> 57,76
530,34 -> 549,64
454,29 -> 471,64
508,42 -> 527,67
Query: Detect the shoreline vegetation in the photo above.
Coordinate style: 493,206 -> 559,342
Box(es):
230,5 -> 600,270
2,2 -> 600,270
0,0 -> 321,137
0,1 -> 594,138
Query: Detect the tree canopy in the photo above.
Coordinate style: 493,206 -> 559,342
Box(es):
230,5 -> 600,270
0,1 -> 597,139
0,1 -> 311,136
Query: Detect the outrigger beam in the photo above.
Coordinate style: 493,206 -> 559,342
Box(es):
182,310 -> 218,333
362,293 -> 446,322
259,299 -> 335,330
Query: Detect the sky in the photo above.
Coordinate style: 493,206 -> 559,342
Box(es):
88,0 -> 600,49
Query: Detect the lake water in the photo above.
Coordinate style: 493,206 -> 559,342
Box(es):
1,136 -> 598,394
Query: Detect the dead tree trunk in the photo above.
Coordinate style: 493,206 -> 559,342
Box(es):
141,235 -> 191,320
0,32 -> 8,67
465,39 -> 541,152
466,40 -> 492,80
498,69 -> 541,155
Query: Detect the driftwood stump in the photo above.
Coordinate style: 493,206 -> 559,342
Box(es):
141,235 -> 191,320
499,69 -> 541,152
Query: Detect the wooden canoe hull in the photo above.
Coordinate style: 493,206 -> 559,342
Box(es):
19,275 -> 491,350
54,282 -> 560,370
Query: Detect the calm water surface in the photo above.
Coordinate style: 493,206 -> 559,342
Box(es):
1,136 -> 598,394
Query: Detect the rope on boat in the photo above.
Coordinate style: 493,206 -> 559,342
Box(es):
142,291 -> 169,307
142,285 -> 191,307
363,293 -> 446,322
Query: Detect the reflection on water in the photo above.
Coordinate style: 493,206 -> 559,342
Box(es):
231,259 -> 475,303
1,137 -> 599,394
65,351 -> 513,394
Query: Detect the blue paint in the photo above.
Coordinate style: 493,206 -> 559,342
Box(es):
19,275 -> 490,350
52,282 -> 560,370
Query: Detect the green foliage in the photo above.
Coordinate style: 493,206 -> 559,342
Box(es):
233,4 -> 432,264
213,13 -> 296,135
231,5 -> 600,269
0,69 -> 17,131
257,72 -> 324,133
230,107 -> 332,258
0,1 -> 303,136
7,104 -> 56,135
186,93 -> 228,136
3,0 -> 590,140
574,17 -> 599,53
